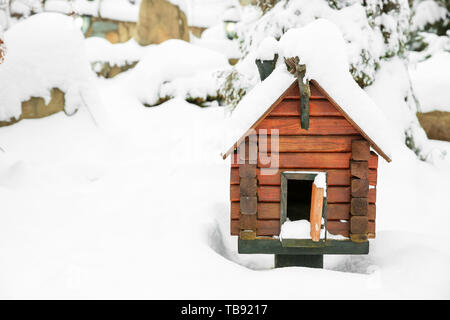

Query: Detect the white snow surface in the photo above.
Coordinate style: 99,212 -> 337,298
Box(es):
183,0 -> 232,28
313,172 -> 327,196
223,19 -> 393,161
255,36 -> 278,61
43,0 -> 233,26
192,23 -> 242,60
280,220 -> 313,240
124,39 -> 229,106
0,8 -> 450,300
0,13 -> 95,121
84,37 -> 145,66
44,0 -> 140,22
412,0 -> 447,31
409,51 -> 450,113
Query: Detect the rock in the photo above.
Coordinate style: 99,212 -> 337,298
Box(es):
21,88 -> 65,119
417,111 -> 450,142
189,26 -> 206,38
105,30 -> 120,44
117,21 -> 137,43
93,61 -> 138,79
134,0 -> 189,46
86,18 -> 136,44
0,88 -> 66,128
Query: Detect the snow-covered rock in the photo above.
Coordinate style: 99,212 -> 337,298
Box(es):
0,13 -> 95,121
124,39 -> 229,106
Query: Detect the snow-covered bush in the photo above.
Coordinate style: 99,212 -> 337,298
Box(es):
236,0 -> 412,88
408,1 -> 449,56
124,40 -> 229,106
10,0 -> 43,18
215,68 -> 253,110
411,0 -> 449,35
0,13 -> 94,121
223,0 -> 448,160
158,70 -> 222,107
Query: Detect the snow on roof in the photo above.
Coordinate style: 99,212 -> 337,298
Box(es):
222,19 -> 393,162
222,67 -> 294,156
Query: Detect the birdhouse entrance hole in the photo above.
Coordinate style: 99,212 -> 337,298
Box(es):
286,179 -> 313,222
280,172 -> 327,243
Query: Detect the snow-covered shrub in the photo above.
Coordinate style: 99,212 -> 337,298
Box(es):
158,70 -> 223,107
10,0 -> 43,18
411,0 -> 449,35
364,0 -> 411,58
124,40 -> 229,106
408,1 -> 449,55
255,0 -> 280,13
216,68 -> 253,110
235,0 -> 412,87
0,13 -> 94,121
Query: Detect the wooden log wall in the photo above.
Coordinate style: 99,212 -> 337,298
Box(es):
230,82 -> 378,239
237,137 -> 258,240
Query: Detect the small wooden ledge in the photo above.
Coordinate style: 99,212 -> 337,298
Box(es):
238,238 -> 369,255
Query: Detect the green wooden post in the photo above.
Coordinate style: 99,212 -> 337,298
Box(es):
275,254 -> 323,268
255,54 -> 279,81
284,57 -> 310,130
297,64 -> 310,130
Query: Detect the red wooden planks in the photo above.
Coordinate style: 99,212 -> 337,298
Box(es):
270,99 -> 341,117
258,135 -> 361,153
258,153 -> 351,169
257,117 -> 359,135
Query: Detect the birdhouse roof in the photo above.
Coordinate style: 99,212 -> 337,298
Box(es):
221,19 -> 393,163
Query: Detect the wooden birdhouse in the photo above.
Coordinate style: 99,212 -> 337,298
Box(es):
222,65 -> 392,268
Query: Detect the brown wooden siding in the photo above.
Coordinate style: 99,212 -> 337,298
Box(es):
258,135 -> 361,153
258,117 -> 359,136
270,99 -> 341,117
231,167 -> 377,187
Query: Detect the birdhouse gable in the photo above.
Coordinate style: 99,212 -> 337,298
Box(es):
222,70 -> 392,163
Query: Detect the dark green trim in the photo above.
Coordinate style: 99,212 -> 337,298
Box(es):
238,238 -> 369,255
275,254 -> 323,268
255,54 -> 278,81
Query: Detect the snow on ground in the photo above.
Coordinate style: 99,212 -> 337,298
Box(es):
0,14 -> 450,299
1,72 -> 449,299
191,23 -> 242,60
409,51 -> 450,113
